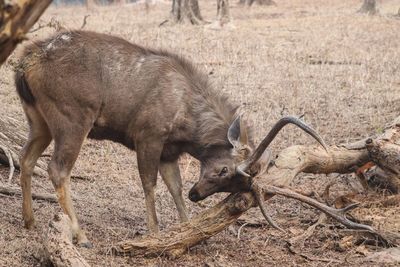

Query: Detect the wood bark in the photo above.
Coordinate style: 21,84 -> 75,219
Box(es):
42,213 -> 90,267
115,116 -> 400,257
0,0 -> 51,64
171,0 -> 203,25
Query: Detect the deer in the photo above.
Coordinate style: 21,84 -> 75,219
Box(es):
15,30 -> 327,247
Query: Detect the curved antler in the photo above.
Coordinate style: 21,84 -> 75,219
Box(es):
237,116 -> 328,177
251,182 -> 285,232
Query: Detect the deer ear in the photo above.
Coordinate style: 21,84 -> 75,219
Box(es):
228,116 -> 240,147
228,116 -> 248,147
239,118 -> 249,146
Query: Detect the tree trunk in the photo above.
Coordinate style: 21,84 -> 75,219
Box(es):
217,0 -> 231,26
115,115 -> 400,258
0,0 -> 51,64
171,0 -> 203,24
358,0 -> 377,15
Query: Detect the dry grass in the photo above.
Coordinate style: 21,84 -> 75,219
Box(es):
0,0 -> 400,266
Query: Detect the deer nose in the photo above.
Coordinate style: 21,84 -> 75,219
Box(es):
189,189 -> 200,202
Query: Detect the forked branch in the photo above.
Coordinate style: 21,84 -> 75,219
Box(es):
115,116 -> 399,258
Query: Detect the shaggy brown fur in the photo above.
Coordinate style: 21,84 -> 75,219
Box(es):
15,30 -> 253,246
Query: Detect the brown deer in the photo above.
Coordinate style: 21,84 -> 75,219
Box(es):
15,31 -> 326,247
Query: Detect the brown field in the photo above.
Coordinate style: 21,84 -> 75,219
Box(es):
1,0 -> 400,266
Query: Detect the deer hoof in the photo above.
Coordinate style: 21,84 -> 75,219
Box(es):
24,218 -> 35,230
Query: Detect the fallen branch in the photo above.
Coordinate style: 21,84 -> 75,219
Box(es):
115,116 -> 399,258
0,184 -> 57,203
42,213 -> 90,267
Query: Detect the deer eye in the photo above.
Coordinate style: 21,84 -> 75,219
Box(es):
219,167 -> 228,177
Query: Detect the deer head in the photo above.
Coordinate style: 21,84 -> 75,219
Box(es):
189,116 -> 327,209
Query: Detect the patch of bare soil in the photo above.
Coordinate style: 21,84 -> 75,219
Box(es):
1,0 -> 400,266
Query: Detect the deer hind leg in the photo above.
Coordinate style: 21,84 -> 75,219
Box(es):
159,160 -> 188,222
136,138 -> 164,233
19,106 -> 52,229
48,128 -> 91,247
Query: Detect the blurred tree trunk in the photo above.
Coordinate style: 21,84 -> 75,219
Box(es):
0,0 -> 51,64
217,0 -> 231,25
358,0 -> 377,15
171,0 -> 203,24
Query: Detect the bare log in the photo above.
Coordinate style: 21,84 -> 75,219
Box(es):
0,0 -> 51,64
115,116 -> 399,257
43,213 -> 90,267
115,193 -> 254,258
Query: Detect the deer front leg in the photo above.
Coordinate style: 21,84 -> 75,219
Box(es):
159,160 -> 189,222
136,139 -> 164,234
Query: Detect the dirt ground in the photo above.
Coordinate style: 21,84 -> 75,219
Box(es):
1,0 -> 400,266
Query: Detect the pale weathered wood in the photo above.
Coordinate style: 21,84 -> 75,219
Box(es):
43,213 -> 90,267
0,0 -> 51,64
115,116 -> 399,257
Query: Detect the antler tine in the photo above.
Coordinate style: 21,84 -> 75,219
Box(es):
251,183 -> 286,233
264,185 -> 376,232
237,116 -> 328,176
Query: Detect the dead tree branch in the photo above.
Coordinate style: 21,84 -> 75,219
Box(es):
0,0 -> 51,64
115,115 -> 399,257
